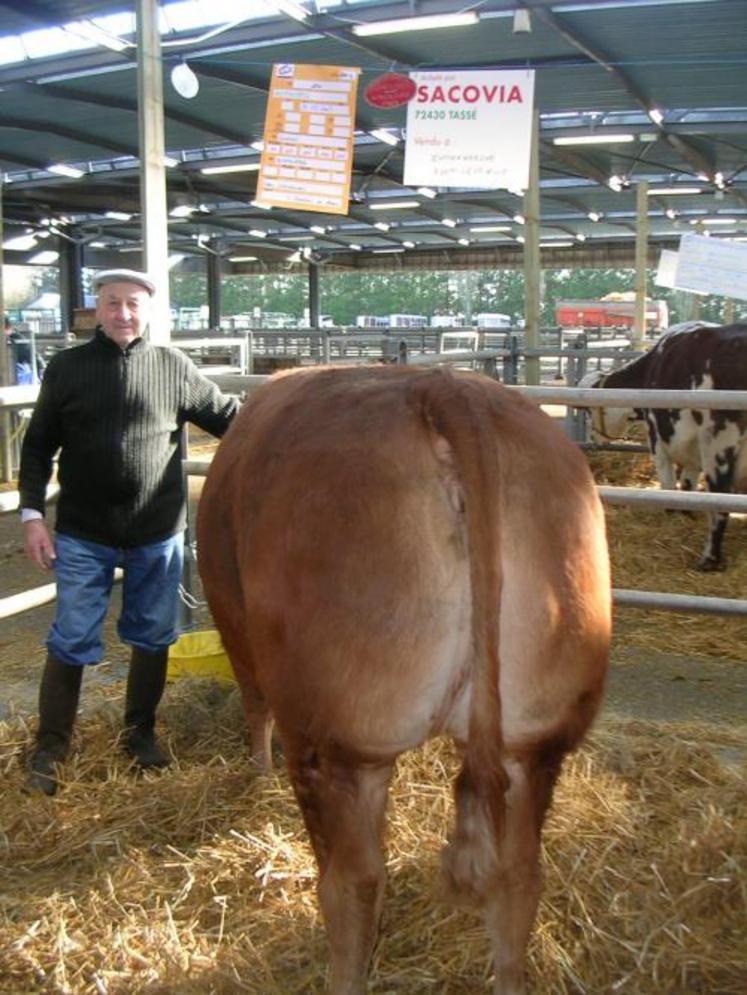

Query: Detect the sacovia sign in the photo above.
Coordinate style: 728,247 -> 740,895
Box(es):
404,69 -> 535,191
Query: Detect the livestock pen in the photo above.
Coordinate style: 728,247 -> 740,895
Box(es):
0,375 -> 745,994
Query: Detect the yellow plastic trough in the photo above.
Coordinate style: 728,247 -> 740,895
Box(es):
167,629 -> 235,683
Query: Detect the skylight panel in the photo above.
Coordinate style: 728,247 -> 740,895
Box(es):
20,27 -> 93,60
87,12 -> 136,39
0,36 -> 25,66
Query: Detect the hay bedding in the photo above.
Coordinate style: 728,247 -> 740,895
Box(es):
1,679 -> 745,994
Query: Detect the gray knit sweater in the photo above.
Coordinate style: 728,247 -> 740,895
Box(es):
19,328 -> 238,548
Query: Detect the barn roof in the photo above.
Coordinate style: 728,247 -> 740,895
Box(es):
0,0 -> 745,274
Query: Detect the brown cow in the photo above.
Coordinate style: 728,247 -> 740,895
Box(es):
197,365 -> 610,995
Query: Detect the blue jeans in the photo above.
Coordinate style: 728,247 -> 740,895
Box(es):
47,532 -> 185,666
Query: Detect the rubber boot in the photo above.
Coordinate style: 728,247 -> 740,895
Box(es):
28,654 -> 83,796
124,647 -> 169,768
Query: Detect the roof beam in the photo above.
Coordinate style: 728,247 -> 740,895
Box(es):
16,82 -> 253,149
525,1 -> 716,181
190,61 -> 270,95
0,114 -> 137,158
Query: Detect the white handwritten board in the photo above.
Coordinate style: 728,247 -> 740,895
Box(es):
674,233 -> 747,301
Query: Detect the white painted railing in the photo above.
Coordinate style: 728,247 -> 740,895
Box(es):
3,377 -> 747,620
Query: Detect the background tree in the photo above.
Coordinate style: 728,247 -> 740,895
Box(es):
166,264 -> 743,328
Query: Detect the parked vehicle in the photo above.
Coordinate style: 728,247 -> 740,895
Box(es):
555,294 -> 669,330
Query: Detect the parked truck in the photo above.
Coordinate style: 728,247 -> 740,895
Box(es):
555,293 -> 668,330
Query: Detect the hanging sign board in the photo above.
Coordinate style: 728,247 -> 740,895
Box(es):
403,69 -> 535,190
256,63 -> 360,215
364,72 -> 416,108
655,248 -> 679,289
674,233 -> 747,301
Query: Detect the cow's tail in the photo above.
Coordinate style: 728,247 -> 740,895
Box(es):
410,368 -> 506,906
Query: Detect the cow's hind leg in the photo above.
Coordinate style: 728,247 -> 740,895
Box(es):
204,604 -> 273,769
486,747 -> 563,995
446,743 -> 564,995
286,741 -> 395,995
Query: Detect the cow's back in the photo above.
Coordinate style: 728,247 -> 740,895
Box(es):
198,365 -> 609,753
646,323 -> 747,391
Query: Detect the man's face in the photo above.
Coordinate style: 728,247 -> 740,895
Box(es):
96,281 -> 153,347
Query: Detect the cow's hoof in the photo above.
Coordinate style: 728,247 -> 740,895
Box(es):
697,557 -> 724,572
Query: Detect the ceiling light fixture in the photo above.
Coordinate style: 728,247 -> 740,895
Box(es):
29,250 -> 60,265
372,247 -> 406,253
552,133 -> 635,146
607,174 -> 627,192
353,12 -> 478,37
646,186 -> 702,196
201,162 -> 261,174
309,225 -> 327,234
171,61 -> 199,99
229,254 -> 258,262
249,228 -> 268,238
691,217 -> 737,225
250,200 -> 272,210
402,240 -> 416,248
469,225 -> 512,233
458,238 -> 470,246
575,233 -> 587,242
540,241 -> 574,248
513,214 -> 525,224
349,243 -> 362,251
417,186 -> 437,199
105,211 -> 133,221
48,163 -> 85,178
3,234 -> 39,251
373,221 -> 391,231
369,129 -> 400,146
648,108 -> 664,125
169,204 -> 195,217
369,200 -> 420,210
512,9 -> 532,33
442,218 -> 457,228
588,211 -> 602,222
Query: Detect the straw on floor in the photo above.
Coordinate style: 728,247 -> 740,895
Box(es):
1,676 -> 744,995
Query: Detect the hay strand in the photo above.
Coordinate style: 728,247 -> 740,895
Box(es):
1,679 -> 744,994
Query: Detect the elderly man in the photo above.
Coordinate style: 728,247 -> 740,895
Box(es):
19,269 -> 239,795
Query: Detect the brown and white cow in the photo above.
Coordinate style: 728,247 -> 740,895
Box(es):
197,365 -> 611,995
581,322 -> 747,570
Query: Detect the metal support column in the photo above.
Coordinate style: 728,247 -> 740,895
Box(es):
523,111 -> 541,385
308,262 -> 321,328
207,248 -> 221,331
633,180 -> 648,348
136,0 -> 171,343
59,236 -> 84,334
0,178 -> 12,483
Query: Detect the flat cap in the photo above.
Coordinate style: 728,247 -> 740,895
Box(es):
93,268 -> 156,296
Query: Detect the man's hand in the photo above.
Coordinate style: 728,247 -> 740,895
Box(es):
24,519 -> 56,570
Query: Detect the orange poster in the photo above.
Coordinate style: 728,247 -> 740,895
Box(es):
256,63 -> 360,215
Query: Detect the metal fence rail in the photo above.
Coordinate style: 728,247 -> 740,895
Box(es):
3,370 -> 747,622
